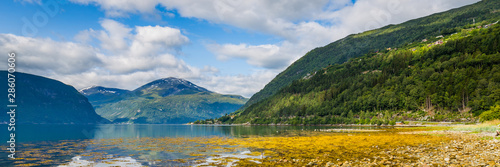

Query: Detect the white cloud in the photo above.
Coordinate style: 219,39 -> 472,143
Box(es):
206,0 -> 479,70
53,65 -> 203,92
201,65 -> 220,74
70,0 -> 479,40
320,0 -> 481,34
97,19 -> 132,53
207,43 -> 285,69
134,25 -> 189,49
70,0 -> 159,17
0,19 -> 268,97
0,34 -> 102,74
6,0 -> 482,97
195,69 -> 278,98
0,19 -> 195,88
74,19 -> 191,74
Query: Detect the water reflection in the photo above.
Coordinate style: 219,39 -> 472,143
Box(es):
59,156 -> 142,167
2,124 -> 382,142
0,124 -> 384,166
195,150 -> 264,167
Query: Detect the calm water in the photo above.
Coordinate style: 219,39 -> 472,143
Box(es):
0,124 -> 380,166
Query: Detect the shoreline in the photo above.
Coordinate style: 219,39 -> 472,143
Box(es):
188,120 -> 480,127
188,123 -> 441,127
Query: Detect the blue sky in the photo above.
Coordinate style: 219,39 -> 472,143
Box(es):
0,0 -> 479,97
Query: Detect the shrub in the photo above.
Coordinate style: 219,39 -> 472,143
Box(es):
479,105 -> 500,121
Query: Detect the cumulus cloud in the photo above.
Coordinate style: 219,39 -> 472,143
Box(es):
134,25 -> 189,49
70,0 -> 479,71
0,18 -> 271,97
6,0 -> 482,97
206,0 -> 479,70
320,0 -> 481,34
0,20 -> 196,89
207,43 -> 285,69
195,69 -> 278,98
71,0 -> 479,39
97,19 -> 132,52
74,19 -> 191,74
0,34 -> 102,74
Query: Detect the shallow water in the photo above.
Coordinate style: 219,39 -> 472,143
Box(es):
0,124 -> 383,166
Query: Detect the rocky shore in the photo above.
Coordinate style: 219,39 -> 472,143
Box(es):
330,131 -> 500,167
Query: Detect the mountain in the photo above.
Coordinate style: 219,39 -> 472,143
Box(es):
0,71 -> 109,124
83,78 -> 247,124
222,21 -> 500,125
242,0 -> 500,110
133,77 -> 210,96
79,86 -> 130,107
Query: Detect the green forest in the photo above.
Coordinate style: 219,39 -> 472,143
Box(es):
243,0 -> 500,111
204,22 -> 500,125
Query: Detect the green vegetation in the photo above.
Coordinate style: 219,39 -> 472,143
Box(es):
82,78 -> 247,124
0,71 -> 109,124
243,0 -> 500,110
223,23 -> 500,125
451,120 -> 500,132
97,92 -> 247,124
479,105 -> 500,121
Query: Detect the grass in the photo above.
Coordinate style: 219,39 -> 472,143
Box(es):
450,120 -> 500,132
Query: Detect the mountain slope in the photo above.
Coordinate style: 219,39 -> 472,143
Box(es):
79,86 -> 130,107
83,78 -> 247,124
0,71 -> 109,124
243,0 -> 500,109
225,22 -> 500,125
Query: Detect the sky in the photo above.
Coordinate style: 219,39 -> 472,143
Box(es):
0,0 -> 480,97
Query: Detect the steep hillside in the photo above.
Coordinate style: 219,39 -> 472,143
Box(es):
0,71 -> 109,124
244,0 -> 500,109
223,22 -> 500,125
84,78 -> 247,124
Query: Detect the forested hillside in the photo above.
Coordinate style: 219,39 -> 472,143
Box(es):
218,23 -> 500,125
243,0 -> 500,110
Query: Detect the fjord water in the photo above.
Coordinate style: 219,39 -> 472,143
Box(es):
0,124 -> 378,166
3,124 -> 381,142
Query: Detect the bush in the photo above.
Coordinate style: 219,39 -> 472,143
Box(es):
479,105 -> 500,121
389,121 -> 396,126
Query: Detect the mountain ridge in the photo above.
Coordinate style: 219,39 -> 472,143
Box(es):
221,20 -> 500,125
242,0 -> 500,110
133,77 -> 211,97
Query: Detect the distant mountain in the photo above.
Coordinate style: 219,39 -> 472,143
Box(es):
242,0 -> 500,110
79,86 -> 131,106
83,78 -> 247,124
80,86 -> 130,96
0,71 -> 109,124
133,77 -> 210,96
